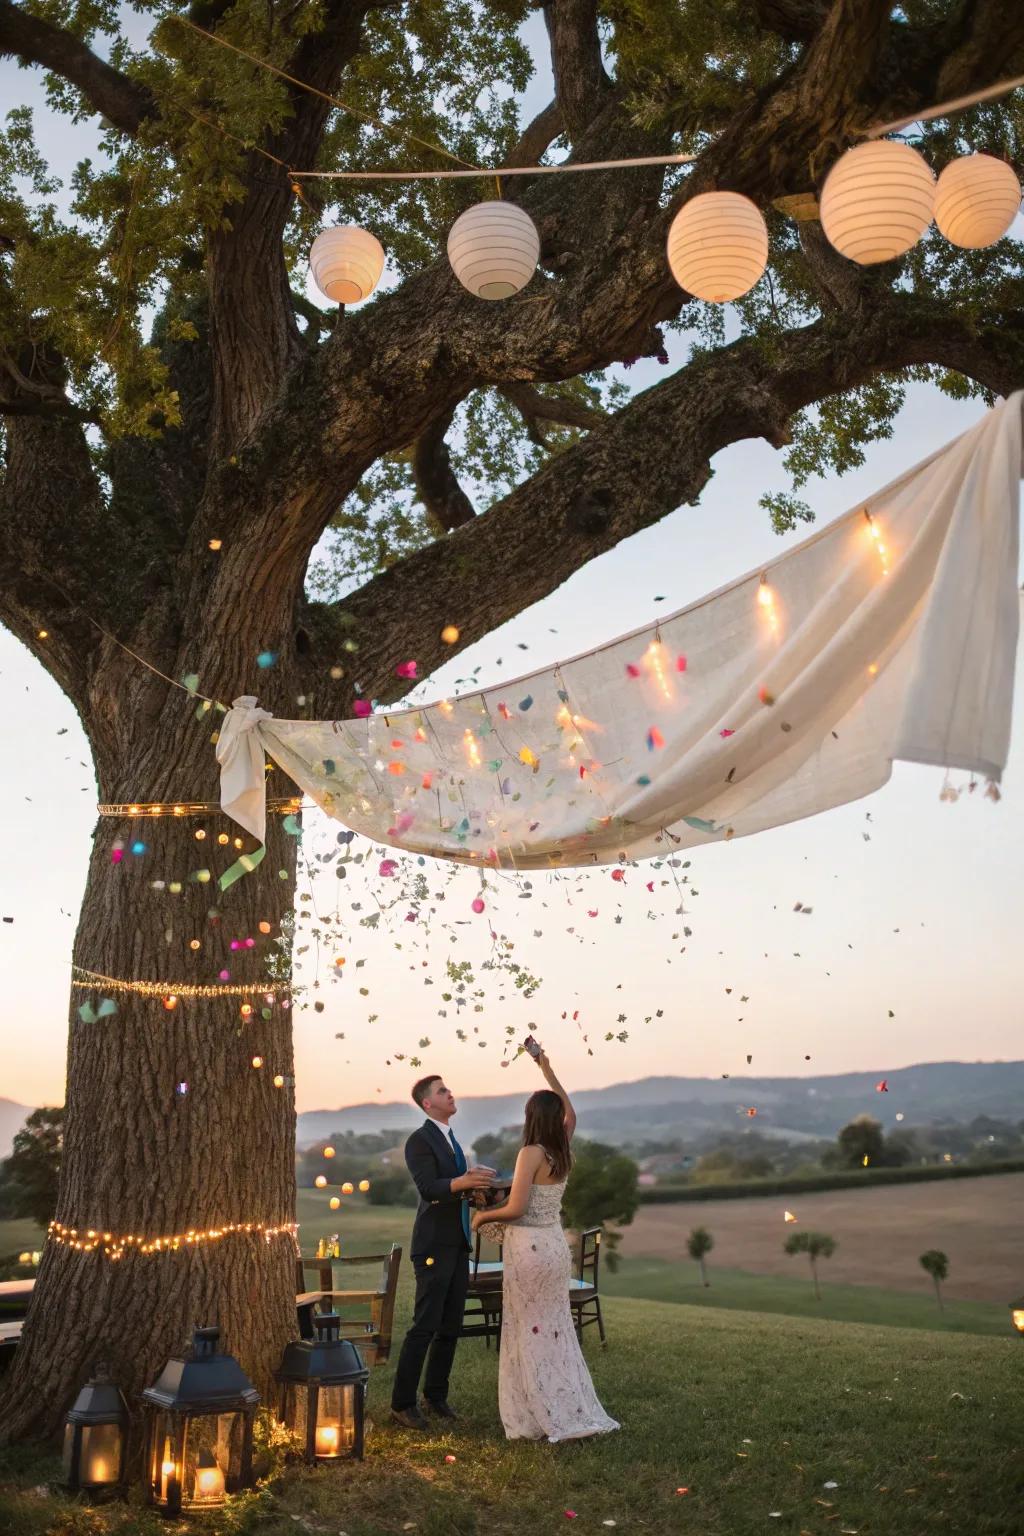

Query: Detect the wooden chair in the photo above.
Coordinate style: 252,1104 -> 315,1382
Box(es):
569,1227 -> 606,1346
461,1229 -> 503,1347
295,1244 -> 402,1365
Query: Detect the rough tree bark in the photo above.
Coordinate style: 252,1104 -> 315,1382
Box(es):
1,0 -> 1023,1446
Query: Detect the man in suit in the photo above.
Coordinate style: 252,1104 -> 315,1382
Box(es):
390,1073 -> 494,1430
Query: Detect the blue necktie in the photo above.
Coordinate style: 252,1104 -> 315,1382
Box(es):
448,1129 -> 472,1246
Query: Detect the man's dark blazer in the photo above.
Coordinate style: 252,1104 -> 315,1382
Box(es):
405,1119 -> 470,1259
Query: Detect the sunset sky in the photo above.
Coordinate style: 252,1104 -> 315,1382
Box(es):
2,16 -> 1022,1115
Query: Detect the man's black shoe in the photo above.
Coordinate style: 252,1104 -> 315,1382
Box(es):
422,1398 -> 458,1420
391,1405 -> 430,1432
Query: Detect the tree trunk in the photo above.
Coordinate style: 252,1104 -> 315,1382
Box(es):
933,1278 -> 945,1314
699,1258 -> 708,1288
811,1258 -> 820,1301
0,656 -> 301,1445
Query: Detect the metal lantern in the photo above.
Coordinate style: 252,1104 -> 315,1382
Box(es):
447,201 -> 540,300
820,141 -> 935,265
62,1361 -> 127,1497
1011,1296 -> 1024,1340
666,191 -> 768,302
934,154 -> 1021,249
276,1313 -> 369,1463
309,226 -> 386,304
142,1326 -> 259,1516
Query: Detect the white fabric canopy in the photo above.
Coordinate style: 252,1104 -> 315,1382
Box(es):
219,393 -> 1023,868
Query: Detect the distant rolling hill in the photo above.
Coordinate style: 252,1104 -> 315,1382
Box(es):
295,1059 -> 1024,1148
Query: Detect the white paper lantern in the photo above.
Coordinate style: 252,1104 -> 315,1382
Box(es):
820,141 -> 935,265
666,192 -> 768,302
447,201 -> 540,300
309,226 -> 386,304
934,154 -> 1021,249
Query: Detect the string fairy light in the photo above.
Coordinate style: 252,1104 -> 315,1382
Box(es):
864,509 -> 891,576
98,797 -> 302,818
48,1218 -> 299,1261
71,966 -> 288,1000
757,573 -> 780,637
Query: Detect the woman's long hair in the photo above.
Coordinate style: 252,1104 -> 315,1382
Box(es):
522,1089 -> 572,1180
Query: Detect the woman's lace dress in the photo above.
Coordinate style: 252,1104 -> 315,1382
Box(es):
498,1177 -> 619,1442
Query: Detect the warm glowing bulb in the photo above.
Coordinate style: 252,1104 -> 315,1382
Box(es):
358,1179 -> 370,1193
208,538 -> 222,551
323,1146 -> 336,1158
329,1196 -> 340,1209
1012,1308 -> 1024,1334
273,1074 -> 285,1088
233,837 -> 243,849
463,728 -> 482,768
240,1003 -> 253,1019
757,583 -> 773,607
163,995 -> 178,1010
217,833 -> 230,846
37,629 -> 48,639
341,1181 -> 354,1195
195,829 -> 207,841
189,939 -> 201,950
251,1055 -> 263,1068
441,625 -> 460,644
258,920 -> 272,934
315,1175 -> 327,1188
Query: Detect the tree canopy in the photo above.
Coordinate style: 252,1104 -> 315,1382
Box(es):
2,0 -> 1023,726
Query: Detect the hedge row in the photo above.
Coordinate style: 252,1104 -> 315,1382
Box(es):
637,1158 -> 1024,1204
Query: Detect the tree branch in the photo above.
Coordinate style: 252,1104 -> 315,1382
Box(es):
541,0 -> 611,139
506,98 -> 564,168
498,381 -> 606,445
310,293 -> 1024,706
0,0 -> 154,134
754,0 -> 829,44
412,408 -> 477,533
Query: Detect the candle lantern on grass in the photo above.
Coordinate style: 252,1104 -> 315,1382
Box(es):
142,1326 -> 259,1515
62,1361 -> 127,1497
276,1313 -> 369,1463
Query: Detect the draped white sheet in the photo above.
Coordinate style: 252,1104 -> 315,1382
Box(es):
219,393 -> 1023,868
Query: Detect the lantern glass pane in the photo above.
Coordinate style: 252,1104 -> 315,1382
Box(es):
315,1384 -> 356,1457
61,1424 -> 76,1483
283,1381 -> 310,1442
78,1424 -> 122,1486
150,1411 -> 184,1509
180,1412 -> 243,1508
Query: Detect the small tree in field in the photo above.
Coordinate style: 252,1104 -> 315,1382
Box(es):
686,1226 -> 714,1287
919,1249 -> 950,1313
784,1230 -> 837,1300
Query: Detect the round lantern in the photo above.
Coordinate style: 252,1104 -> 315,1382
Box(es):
447,200 -> 540,300
934,154 -> 1021,248
309,226 -> 386,305
820,141 -> 935,265
666,192 -> 768,303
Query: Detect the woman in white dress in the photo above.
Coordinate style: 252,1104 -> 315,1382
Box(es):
471,1047 -> 619,1442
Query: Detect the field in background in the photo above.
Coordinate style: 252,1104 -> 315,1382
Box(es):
5,1172 -> 1018,1339
622,1171 -> 1023,1301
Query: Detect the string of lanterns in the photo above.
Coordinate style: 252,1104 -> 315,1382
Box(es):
48,1218 -> 299,1260
310,149 -> 1020,308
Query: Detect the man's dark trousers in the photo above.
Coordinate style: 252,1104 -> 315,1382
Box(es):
391,1119 -> 472,1411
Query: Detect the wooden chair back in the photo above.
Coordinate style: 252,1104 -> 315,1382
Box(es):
578,1227 -> 602,1288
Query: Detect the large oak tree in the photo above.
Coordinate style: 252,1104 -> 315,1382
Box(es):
1,0 -> 1023,1442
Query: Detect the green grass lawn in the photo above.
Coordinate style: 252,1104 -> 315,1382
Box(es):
602,1256 -> 1011,1337
1,1295 -> 1021,1536
0,1218 -> 45,1262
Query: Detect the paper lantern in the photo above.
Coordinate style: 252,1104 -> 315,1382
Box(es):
934,154 -> 1021,248
447,201 -> 539,300
666,192 -> 768,302
309,226 -> 385,304
820,141 -> 935,264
